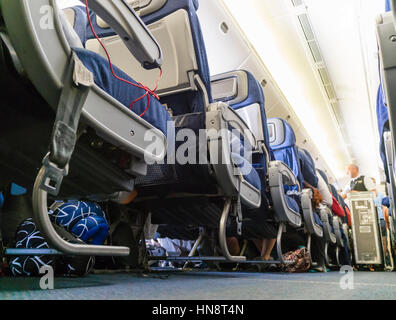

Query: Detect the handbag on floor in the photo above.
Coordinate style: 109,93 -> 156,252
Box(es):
280,247 -> 311,273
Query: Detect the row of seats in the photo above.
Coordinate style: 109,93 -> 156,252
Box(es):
0,0 -> 351,269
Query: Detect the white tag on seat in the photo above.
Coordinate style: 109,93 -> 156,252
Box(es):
73,55 -> 94,87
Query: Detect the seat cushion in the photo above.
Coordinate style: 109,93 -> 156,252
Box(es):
231,153 -> 261,191
73,47 -> 172,135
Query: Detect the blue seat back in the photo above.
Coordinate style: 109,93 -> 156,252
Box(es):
377,83 -> 391,183
317,169 -> 329,186
67,5 -> 88,45
226,71 -> 270,150
211,70 -> 273,168
386,0 -> 391,12
267,118 -> 303,189
74,0 -> 211,116
298,148 -> 318,188
329,184 -> 338,199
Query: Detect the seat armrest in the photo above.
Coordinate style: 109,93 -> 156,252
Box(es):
332,215 -> 344,247
342,223 -> 351,250
268,161 -> 300,189
206,102 -> 261,208
268,161 -> 302,228
320,207 -> 336,244
208,103 -> 256,150
86,0 -> 162,69
301,189 -> 323,237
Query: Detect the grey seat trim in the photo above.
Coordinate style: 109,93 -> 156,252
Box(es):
301,189 -> 323,237
320,207 -> 337,244
206,102 -> 261,209
211,70 -> 249,106
268,160 -> 302,228
333,216 -> 344,247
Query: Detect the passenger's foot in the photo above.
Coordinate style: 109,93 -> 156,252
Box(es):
253,256 -> 276,272
310,265 -> 327,273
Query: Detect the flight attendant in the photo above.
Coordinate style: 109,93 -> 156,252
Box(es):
341,164 -> 376,199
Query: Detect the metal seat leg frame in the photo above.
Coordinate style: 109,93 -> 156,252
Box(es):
219,198 -> 246,263
32,54 -> 129,257
324,241 -> 330,267
276,222 -> 286,264
335,246 -> 340,267
306,233 -> 315,266
183,232 -> 204,269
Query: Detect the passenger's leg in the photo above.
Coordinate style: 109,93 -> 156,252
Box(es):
252,238 -> 276,260
261,239 -> 276,260
226,237 -> 241,256
381,219 -> 388,253
311,235 -> 326,267
339,229 -> 352,266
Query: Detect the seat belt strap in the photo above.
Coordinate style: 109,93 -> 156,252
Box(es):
40,53 -> 93,196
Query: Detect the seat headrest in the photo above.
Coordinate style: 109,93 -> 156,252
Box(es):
267,118 -> 296,150
317,169 -> 329,185
211,70 -> 263,108
330,184 -> 339,199
302,149 -> 315,166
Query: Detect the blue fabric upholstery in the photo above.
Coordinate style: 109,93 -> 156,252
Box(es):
140,0 -> 212,107
73,47 -> 171,135
338,193 -> 347,208
313,212 -> 323,227
317,169 -> 329,186
70,6 -> 88,46
230,71 -> 271,157
298,148 -> 318,188
76,0 -> 212,115
221,70 -> 274,168
329,184 -> 337,198
377,85 -> 390,182
285,195 -> 300,213
386,0 -> 391,12
268,118 -> 304,189
382,196 -> 390,208
231,153 -> 261,191
50,201 -> 109,245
